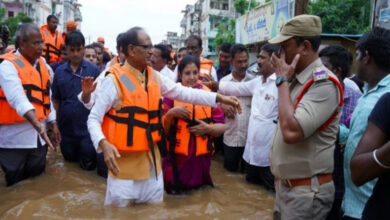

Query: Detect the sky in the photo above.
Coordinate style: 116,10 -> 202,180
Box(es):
78,0 -> 197,53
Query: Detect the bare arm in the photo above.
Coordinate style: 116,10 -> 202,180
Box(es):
189,119 -> 227,137
52,98 -> 60,118
163,106 -> 190,134
24,110 -> 54,150
351,121 -> 389,186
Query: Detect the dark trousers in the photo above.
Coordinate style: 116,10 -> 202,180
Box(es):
327,143 -> 345,220
0,139 -> 47,186
60,135 -> 107,178
214,135 -> 224,155
246,163 -> 275,192
223,144 -> 245,172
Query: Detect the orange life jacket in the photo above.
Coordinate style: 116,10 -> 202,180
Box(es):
167,85 -> 214,156
40,25 -> 64,63
108,56 -> 120,67
0,53 -> 51,124
101,64 -> 163,153
198,58 -> 213,81
294,72 -> 344,131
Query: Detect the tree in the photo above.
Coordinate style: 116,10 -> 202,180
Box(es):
308,0 -> 371,34
0,9 -> 34,44
234,0 -> 260,15
214,0 -> 260,50
214,18 -> 236,50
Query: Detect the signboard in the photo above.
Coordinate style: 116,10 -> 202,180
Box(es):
373,0 -> 390,29
236,0 -> 295,44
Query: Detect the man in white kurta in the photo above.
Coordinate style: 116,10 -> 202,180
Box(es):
87,27 -> 241,207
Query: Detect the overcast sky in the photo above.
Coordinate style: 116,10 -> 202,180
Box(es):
78,0 -> 197,53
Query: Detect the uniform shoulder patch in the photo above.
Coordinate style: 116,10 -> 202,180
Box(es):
313,67 -> 329,81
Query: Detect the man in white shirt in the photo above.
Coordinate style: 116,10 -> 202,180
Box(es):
0,23 -> 58,186
87,27 -> 241,207
150,44 -> 176,82
220,44 -> 254,172
206,43 -> 280,191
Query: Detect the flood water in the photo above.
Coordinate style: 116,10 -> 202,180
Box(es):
0,151 -> 274,219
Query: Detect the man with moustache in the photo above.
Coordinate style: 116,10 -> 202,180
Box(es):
204,43 -> 280,191
268,15 -> 343,219
87,27 -> 241,207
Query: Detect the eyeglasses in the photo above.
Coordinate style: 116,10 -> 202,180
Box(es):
134,44 -> 153,50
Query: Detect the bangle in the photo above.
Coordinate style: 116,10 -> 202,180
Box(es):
373,149 -> 390,169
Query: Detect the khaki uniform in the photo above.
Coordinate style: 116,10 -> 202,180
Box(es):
270,58 -> 341,220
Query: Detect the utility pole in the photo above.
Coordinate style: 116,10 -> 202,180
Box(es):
295,0 -> 309,15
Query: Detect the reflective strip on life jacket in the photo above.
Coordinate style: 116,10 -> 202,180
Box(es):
294,75 -> 344,131
102,64 -> 163,153
0,53 -> 51,124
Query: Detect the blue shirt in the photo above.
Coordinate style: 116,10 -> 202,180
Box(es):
51,59 -> 100,137
215,64 -> 232,82
342,74 -> 390,219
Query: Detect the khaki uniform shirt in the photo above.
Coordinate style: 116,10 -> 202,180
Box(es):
110,61 -> 161,180
270,58 -> 341,180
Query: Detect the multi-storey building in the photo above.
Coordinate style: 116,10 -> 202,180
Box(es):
179,0 -> 236,57
0,0 -> 82,32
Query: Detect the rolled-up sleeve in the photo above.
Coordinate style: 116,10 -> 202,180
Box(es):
0,61 -> 34,117
87,77 -> 118,151
294,80 -> 340,139
159,73 -> 217,107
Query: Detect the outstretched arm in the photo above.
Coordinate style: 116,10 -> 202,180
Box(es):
218,77 -> 259,96
160,73 -> 241,114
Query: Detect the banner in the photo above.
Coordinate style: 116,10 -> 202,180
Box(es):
236,0 -> 295,44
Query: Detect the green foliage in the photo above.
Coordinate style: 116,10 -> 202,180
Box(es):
214,0 -> 259,50
234,0 -> 259,15
0,9 -> 33,44
214,18 -> 236,50
308,0 -> 371,34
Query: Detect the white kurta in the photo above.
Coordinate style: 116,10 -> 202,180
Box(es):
0,51 -> 56,149
219,73 -> 278,167
87,68 -> 218,205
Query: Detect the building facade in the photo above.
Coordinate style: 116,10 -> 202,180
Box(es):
1,0 -> 82,32
179,0 -> 236,57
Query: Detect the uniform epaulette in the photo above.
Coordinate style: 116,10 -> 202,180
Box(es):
313,67 -> 329,82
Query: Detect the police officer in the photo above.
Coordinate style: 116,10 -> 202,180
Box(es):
268,15 -> 343,219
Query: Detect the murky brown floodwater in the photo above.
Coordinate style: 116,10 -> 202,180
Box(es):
0,151 -> 274,219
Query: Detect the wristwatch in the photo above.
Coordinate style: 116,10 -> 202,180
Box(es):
275,75 -> 288,87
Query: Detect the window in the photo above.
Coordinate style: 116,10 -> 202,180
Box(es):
8,11 -> 14,17
222,3 -> 229,10
210,2 -> 215,9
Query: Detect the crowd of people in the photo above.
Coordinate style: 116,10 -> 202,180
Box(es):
0,13 -> 389,220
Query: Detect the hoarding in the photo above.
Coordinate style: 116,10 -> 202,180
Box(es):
373,0 -> 390,29
236,0 -> 295,44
